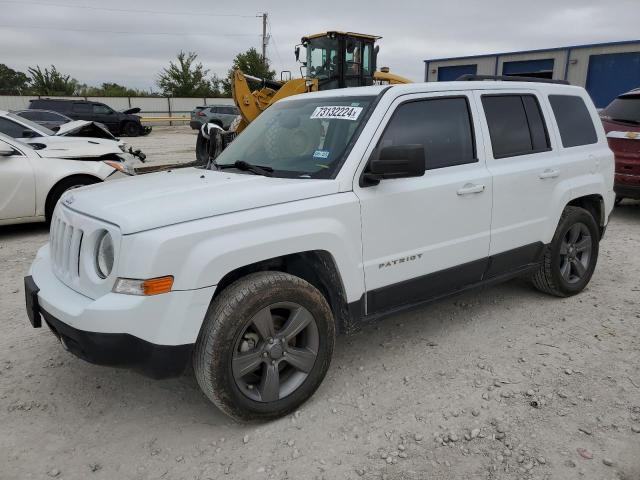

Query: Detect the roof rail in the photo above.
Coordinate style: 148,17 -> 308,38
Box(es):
456,74 -> 570,85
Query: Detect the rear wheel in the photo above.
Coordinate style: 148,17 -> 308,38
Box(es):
122,121 -> 141,137
193,272 -> 335,421
531,206 -> 600,297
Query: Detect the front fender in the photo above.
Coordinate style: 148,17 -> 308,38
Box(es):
117,193 -> 366,303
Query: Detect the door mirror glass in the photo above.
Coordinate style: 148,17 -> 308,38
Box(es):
295,45 -> 300,62
362,144 -> 426,186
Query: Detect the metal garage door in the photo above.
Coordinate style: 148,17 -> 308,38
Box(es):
586,52 -> 640,108
437,64 -> 477,81
502,59 -> 554,78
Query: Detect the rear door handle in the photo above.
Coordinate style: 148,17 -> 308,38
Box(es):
457,183 -> 485,195
539,169 -> 560,179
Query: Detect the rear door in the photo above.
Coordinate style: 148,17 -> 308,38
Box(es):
474,89 -> 564,267
355,91 -> 493,314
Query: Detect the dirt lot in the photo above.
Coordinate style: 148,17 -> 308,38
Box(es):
0,129 -> 639,479
125,125 -> 199,167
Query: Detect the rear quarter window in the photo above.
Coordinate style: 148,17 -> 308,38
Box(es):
548,95 -> 598,148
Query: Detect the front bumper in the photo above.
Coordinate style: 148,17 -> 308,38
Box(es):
27,245 -> 215,378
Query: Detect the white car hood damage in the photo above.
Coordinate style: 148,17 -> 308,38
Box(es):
54,120 -> 116,140
25,135 -> 125,159
64,167 -> 340,234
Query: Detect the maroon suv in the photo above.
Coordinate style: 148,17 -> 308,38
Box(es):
600,89 -> 640,203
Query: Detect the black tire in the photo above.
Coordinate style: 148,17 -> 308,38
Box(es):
531,206 -> 600,297
122,121 -> 141,137
45,176 -> 100,224
193,272 -> 335,421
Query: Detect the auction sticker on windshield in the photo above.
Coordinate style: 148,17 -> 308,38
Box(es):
310,106 -> 363,121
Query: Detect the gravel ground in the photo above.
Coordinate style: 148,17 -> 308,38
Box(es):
0,131 -> 639,479
125,125 -> 199,167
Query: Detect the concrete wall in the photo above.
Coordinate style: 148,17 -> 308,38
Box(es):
0,96 -> 234,120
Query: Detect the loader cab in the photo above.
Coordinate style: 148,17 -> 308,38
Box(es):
300,32 -> 379,90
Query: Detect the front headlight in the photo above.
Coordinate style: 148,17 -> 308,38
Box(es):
95,231 -> 114,279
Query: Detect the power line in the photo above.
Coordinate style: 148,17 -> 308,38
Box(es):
267,19 -> 285,72
0,0 -> 256,18
0,23 -> 260,37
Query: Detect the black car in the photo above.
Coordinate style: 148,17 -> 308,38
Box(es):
29,99 -> 151,137
13,109 -> 73,131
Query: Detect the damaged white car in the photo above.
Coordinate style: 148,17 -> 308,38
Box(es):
0,133 -> 129,226
0,110 -> 146,163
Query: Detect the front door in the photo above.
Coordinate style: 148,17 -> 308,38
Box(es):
355,91 -> 493,314
0,140 -> 35,220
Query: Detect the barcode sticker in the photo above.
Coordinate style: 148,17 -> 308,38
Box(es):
310,106 -> 363,121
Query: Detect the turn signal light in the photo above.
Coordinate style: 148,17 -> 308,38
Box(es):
113,276 -> 174,296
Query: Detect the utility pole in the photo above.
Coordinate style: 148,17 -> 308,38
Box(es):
259,12 -> 268,65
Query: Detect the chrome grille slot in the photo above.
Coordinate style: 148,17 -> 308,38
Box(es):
49,211 -> 84,282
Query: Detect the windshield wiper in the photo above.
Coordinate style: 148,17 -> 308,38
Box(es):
218,160 -> 274,177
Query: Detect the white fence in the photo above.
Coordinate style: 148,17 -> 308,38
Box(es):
0,95 -> 234,125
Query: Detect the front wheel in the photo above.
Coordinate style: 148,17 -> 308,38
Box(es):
193,272 -> 335,421
531,206 -> 600,297
122,121 -> 141,137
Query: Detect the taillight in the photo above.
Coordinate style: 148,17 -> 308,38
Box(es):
197,111 -> 206,117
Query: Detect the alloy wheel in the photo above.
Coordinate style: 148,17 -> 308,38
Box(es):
231,302 -> 319,402
559,223 -> 592,284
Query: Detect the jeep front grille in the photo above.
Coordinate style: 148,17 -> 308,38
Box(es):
50,212 -> 84,280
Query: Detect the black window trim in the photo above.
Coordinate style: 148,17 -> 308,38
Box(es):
370,94 -> 479,171
481,93 -> 552,160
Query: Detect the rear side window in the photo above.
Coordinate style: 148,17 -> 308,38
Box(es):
72,103 -> 91,113
377,97 -> 476,170
482,94 -> 550,158
549,95 -> 598,147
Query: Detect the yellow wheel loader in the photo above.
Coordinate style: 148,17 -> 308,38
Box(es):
196,31 -> 411,163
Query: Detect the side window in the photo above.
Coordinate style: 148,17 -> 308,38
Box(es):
19,111 -> 41,121
362,44 -> 372,76
378,97 -> 476,170
548,95 -> 598,148
0,117 -> 29,137
41,111 -> 66,121
482,94 -> 550,158
72,103 -> 91,113
93,104 -> 112,114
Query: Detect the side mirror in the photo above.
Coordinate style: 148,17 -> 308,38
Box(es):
295,46 -> 300,62
22,129 -> 37,138
0,144 -> 15,156
361,144 -> 425,187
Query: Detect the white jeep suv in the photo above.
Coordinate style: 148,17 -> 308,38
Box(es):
26,79 -> 614,420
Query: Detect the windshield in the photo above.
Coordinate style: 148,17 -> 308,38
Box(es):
601,95 -> 640,124
7,112 -> 54,136
215,96 -> 375,178
306,37 -> 340,82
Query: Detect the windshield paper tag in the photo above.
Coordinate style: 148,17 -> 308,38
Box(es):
310,106 -> 363,121
313,150 -> 330,159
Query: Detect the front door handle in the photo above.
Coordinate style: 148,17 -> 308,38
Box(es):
539,169 -> 560,179
457,183 -> 485,195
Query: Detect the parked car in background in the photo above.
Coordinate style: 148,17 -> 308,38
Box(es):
29,99 -> 151,137
600,88 -> 640,203
3,110 -> 117,141
13,109 -> 73,131
190,104 -> 240,130
0,133 -> 128,226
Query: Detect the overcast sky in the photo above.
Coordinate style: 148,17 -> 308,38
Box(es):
1,0 -> 638,91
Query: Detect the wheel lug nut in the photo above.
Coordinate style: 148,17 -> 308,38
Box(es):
268,338 -> 274,344
262,352 -> 268,358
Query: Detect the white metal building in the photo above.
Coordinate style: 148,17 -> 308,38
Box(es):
424,40 -> 640,107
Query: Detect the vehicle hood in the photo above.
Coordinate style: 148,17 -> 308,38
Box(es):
65,168 -> 340,234
122,107 -> 141,115
26,135 -> 125,159
55,120 -> 117,140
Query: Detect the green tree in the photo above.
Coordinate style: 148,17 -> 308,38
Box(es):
222,47 -> 276,96
156,51 -> 217,97
28,65 -> 79,95
76,82 -> 150,97
0,64 -> 30,95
